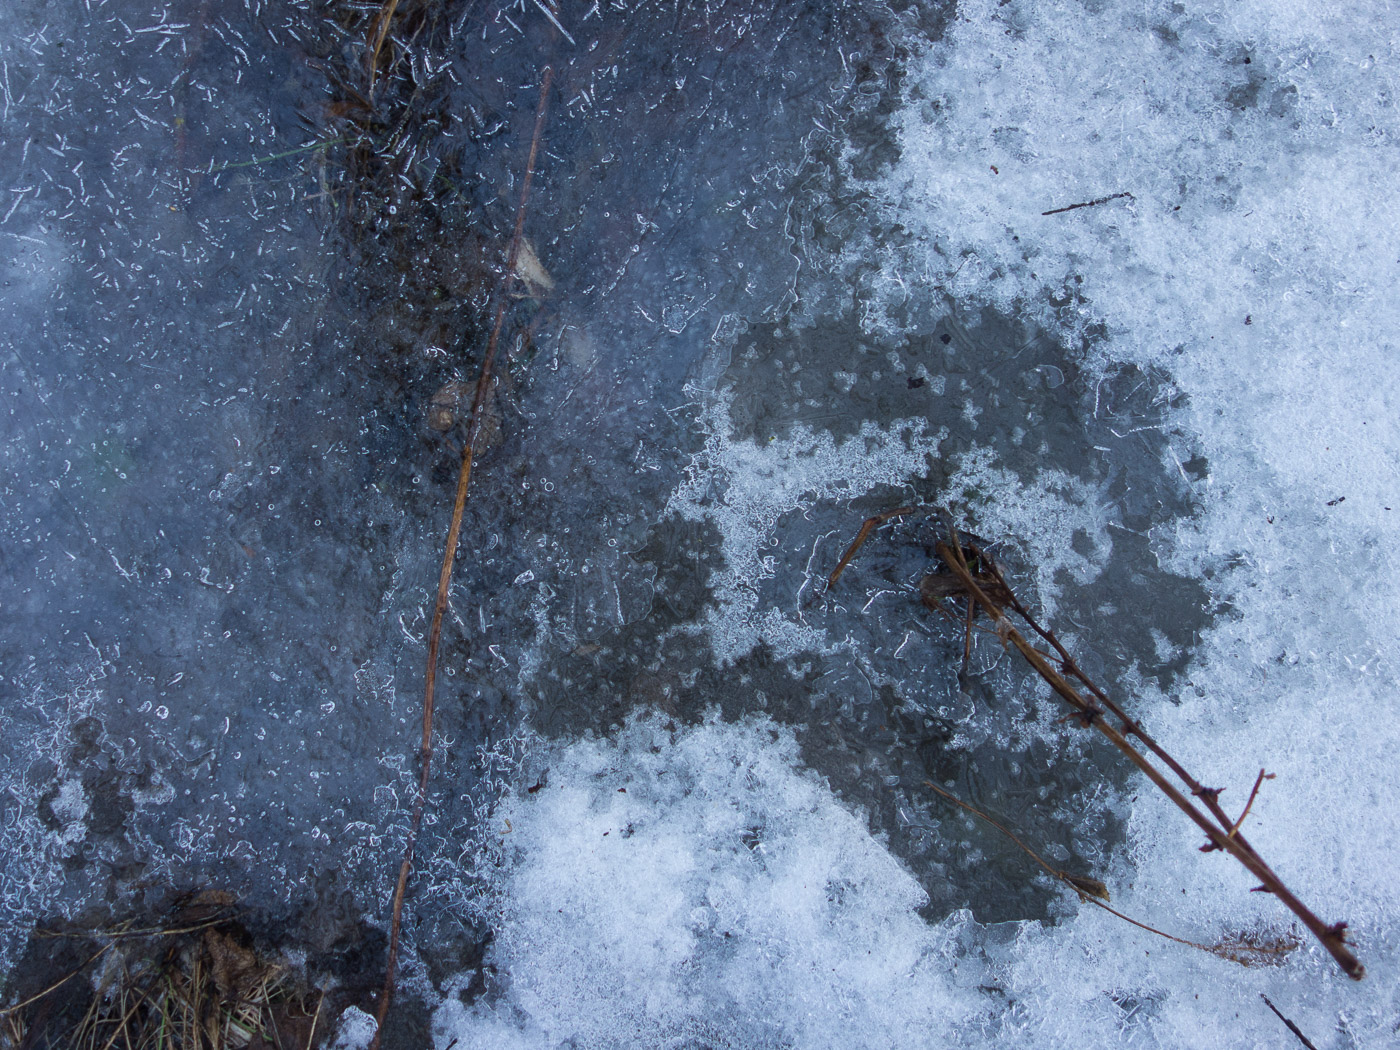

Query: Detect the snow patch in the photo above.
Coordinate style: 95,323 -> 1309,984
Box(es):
665,390 -> 943,661
438,715 -> 987,1049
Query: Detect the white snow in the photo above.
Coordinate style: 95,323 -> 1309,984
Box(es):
438,715 -> 988,1049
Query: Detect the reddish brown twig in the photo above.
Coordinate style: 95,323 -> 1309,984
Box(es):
928,530 -> 1363,980
369,68 -> 554,1048
958,550 -> 1315,894
823,506 -> 921,594
1225,769 -> 1274,842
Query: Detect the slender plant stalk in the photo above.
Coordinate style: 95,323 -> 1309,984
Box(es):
921,778 -> 1107,897
930,532 -> 1363,980
0,944 -> 111,1016
824,506 -> 918,592
306,989 -> 326,1050
369,68 -> 555,1048
920,778 -> 1296,964
1261,993 -> 1320,1050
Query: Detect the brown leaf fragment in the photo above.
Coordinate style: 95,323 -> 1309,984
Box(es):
427,381 -> 470,432
203,927 -> 266,1002
514,238 -> 554,297
1060,873 -> 1111,902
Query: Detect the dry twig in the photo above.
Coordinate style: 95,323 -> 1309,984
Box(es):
922,528 -> 1363,980
365,0 -> 402,96
1260,993 -> 1320,1050
368,66 -> 555,1048
920,779 -> 1295,966
824,506 -> 919,593
1041,191 -> 1134,216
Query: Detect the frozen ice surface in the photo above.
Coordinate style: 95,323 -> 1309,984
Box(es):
938,446 -> 1115,617
665,391 -> 945,662
0,0 -> 474,964
6,0 -> 1400,1045
866,0 -> 1400,1043
444,0 -> 1400,1047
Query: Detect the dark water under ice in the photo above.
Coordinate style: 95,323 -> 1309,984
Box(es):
1,0 -> 1210,1019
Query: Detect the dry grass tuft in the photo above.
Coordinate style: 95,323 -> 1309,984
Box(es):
2,899 -> 326,1050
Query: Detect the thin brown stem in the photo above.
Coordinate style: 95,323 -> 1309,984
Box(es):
0,944 -> 111,1016
305,990 -> 325,1050
369,68 -> 554,1050
980,555 -> 1247,835
922,779 -> 1065,886
365,0 -> 402,97
921,780 -> 1231,958
980,555 -> 1298,860
824,506 -> 918,593
1227,769 -> 1274,841
1261,993 -> 1320,1050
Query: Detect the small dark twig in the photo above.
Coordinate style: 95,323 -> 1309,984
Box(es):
1203,768 -> 1275,853
1260,994 -> 1319,1050
1230,769 -> 1274,839
1041,191 -> 1134,216
823,506 -> 919,594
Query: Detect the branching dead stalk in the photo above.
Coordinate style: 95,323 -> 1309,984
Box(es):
923,529 -> 1363,980
369,67 -> 555,1047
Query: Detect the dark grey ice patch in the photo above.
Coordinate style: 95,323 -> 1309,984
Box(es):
0,0 -> 943,1007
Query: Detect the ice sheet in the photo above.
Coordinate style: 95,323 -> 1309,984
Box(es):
437,1 -> 1400,1046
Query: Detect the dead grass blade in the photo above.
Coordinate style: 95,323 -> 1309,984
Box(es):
921,778 -> 1297,966
365,0 -> 402,96
823,506 -> 919,594
4,911 -> 322,1050
0,944 -> 111,1017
